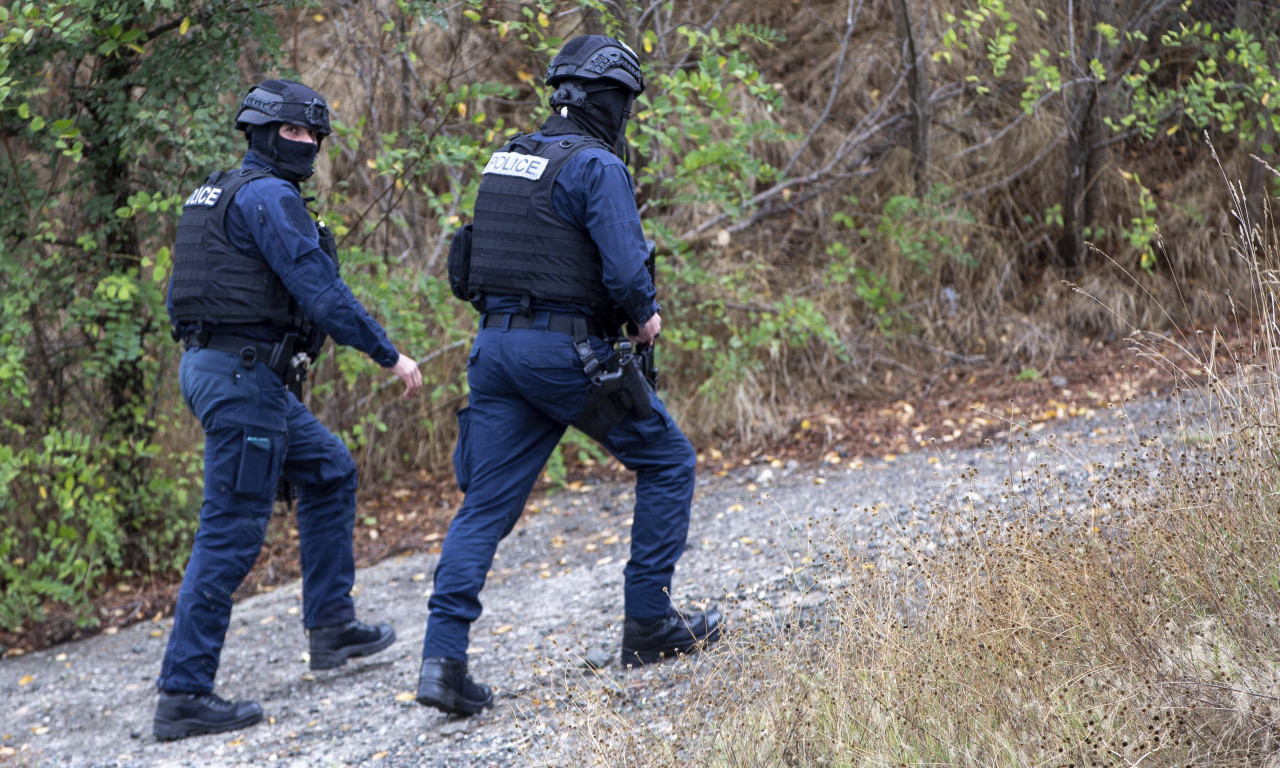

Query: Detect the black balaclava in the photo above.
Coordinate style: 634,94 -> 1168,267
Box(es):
247,122 -> 320,184
540,82 -> 634,158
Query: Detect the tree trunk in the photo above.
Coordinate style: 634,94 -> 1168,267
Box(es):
1238,0 -> 1278,234
1055,0 -> 1116,275
892,0 -> 930,198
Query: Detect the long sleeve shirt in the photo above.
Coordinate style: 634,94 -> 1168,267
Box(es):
481,133 -> 658,328
168,151 -> 399,367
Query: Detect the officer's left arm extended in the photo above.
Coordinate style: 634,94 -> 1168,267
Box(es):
556,150 -> 658,329
228,179 -> 400,368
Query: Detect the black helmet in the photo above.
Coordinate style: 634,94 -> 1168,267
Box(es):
545,35 -> 645,95
234,78 -> 332,138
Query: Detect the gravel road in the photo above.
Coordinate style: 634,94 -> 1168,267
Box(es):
0,391 -> 1203,767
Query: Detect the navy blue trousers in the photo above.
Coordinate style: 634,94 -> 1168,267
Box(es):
422,318 -> 697,661
157,347 -> 359,694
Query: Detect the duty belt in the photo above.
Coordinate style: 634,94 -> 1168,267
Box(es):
184,332 -> 295,379
482,312 -> 607,338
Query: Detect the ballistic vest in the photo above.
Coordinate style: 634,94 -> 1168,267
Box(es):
168,169 -> 306,331
468,134 -> 612,311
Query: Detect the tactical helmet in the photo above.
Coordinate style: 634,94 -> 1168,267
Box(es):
234,79 -> 332,138
545,35 -> 645,95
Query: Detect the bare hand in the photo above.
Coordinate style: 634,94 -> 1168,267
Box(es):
392,353 -> 422,398
630,313 -> 661,345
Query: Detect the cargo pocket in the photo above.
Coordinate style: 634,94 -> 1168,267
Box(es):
234,433 -> 276,497
453,407 -> 472,493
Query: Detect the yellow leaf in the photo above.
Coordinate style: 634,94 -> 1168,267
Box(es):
516,69 -> 534,83
372,752 -> 389,760
800,419 -> 812,430
18,675 -> 33,686
457,103 -> 467,117
538,11 -> 550,27
39,485 -> 47,500
494,624 -> 514,634
1166,124 -> 1179,136
394,692 -> 415,702
179,16 -> 190,35
313,13 -> 325,22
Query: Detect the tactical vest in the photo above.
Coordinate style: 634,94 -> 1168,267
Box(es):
168,168 -> 306,331
468,134 -> 612,311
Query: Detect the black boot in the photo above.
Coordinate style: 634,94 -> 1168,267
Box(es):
416,657 -> 493,716
153,691 -> 263,741
308,619 -> 396,670
621,606 -> 723,666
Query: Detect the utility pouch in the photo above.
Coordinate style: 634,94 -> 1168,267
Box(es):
447,223 -> 481,311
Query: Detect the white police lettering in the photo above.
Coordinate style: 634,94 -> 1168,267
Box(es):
184,185 -> 223,207
482,151 -> 547,181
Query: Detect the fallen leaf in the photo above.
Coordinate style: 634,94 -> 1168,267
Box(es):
394,692 -> 415,702
19,675 -> 33,686
493,625 -> 514,635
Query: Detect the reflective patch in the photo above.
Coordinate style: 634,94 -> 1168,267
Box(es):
184,184 -> 224,207
483,151 -> 547,181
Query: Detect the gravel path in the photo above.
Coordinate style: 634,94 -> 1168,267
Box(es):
0,391 -> 1205,767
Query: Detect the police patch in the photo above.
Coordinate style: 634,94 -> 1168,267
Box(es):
483,151 -> 547,181
184,185 -> 224,207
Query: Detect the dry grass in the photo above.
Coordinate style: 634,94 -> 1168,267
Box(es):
537,177 -> 1280,765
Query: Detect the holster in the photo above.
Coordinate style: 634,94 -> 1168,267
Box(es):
572,320 -> 654,442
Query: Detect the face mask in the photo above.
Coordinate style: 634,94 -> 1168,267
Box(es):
248,123 -> 320,183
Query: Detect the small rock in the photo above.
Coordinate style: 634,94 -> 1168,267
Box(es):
130,729 -> 142,739
583,649 -> 613,670
440,718 -> 471,736
1051,375 -> 1068,388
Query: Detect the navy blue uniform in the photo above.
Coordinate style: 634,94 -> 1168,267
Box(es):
422,133 -> 697,662
159,151 -> 400,694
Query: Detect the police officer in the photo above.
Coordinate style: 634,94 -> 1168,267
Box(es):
154,79 -> 423,740
415,36 -> 721,717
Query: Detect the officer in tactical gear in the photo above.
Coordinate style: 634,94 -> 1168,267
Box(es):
416,35 -> 721,717
154,78 -> 423,741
